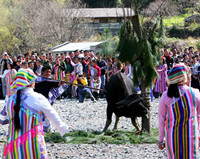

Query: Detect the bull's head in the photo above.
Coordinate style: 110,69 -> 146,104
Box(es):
116,94 -> 148,117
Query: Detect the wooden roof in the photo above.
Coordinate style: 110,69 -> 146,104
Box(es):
73,8 -> 135,18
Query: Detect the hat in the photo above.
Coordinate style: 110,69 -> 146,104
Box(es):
78,54 -> 84,59
167,64 -> 188,85
21,61 -> 27,65
11,69 -> 37,91
41,52 -> 46,56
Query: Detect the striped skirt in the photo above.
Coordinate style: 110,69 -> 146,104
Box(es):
90,77 -> 101,93
4,125 -> 48,159
165,88 -> 199,159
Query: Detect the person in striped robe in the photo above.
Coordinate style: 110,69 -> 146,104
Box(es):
158,64 -> 200,159
52,58 -> 66,81
0,63 -> 17,100
88,59 -> 101,100
1,69 -> 71,158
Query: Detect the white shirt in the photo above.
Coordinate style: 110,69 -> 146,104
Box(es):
74,62 -> 83,75
0,69 -> 17,78
18,87 -> 69,136
191,63 -> 200,76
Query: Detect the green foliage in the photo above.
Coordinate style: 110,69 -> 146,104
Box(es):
102,29 -> 113,57
96,29 -> 119,56
82,0 -> 157,9
45,132 -> 67,143
163,14 -> 192,27
168,25 -> 200,39
196,41 -> 200,50
188,22 -> 200,31
117,21 -> 136,63
81,0 -> 119,8
44,129 -> 159,144
136,0 -> 156,9
158,19 -> 165,40
183,8 -> 196,14
117,5 -> 164,87
163,12 -> 200,40
0,1 -> 20,53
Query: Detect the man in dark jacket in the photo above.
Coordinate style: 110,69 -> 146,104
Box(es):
34,66 -> 63,100
164,48 -> 173,71
96,53 -> 107,98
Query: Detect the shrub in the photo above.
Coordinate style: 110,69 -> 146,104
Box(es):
168,25 -> 200,39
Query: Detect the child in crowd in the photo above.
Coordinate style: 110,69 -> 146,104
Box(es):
74,73 -> 96,103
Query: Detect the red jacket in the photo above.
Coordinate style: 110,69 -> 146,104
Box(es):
88,65 -> 101,77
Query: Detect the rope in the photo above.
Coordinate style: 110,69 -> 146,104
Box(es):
37,75 -> 107,92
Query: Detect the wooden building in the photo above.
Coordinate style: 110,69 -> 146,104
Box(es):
74,8 -> 135,35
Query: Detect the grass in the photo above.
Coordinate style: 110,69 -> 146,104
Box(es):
45,128 -> 159,144
163,14 -> 193,27
188,22 -> 200,31
144,13 -> 194,28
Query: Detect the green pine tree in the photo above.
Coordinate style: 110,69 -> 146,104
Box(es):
117,0 -> 165,133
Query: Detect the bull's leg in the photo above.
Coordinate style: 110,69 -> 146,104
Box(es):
131,117 -> 141,131
103,107 -> 113,132
113,115 -> 120,130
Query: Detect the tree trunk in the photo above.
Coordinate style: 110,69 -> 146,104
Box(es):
141,80 -> 151,133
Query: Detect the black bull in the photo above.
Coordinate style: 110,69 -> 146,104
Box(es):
103,72 -> 148,132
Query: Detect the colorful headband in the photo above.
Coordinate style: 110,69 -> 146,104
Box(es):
167,64 -> 188,85
11,69 -> 37,91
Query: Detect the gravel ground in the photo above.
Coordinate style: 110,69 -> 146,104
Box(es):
0,98 -> 177,158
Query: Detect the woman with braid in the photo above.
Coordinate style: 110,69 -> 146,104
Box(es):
158,64 -> 200,158
1,69 -> 71,158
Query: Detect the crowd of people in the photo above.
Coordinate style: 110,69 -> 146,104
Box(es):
1,45 -> 200,103
158,63 -> 200,158
0,49 -> 133,158
1,46 -> 200,158
154,46 -> 200,98
0,50 -> 132,103
154,46 -> 200,158
156,46 -> 200,158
